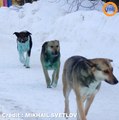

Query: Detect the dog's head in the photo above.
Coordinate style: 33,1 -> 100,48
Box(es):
43,40 -> 60,57
89,58 -> 118,85
13,31 -> 31,43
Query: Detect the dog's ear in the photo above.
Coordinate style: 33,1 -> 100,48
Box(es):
55,40 -> 59,44
86,60 -> 96,68
106,59 -> 113,62
26,31 -> 32,36
86,60 -> 101,72
55,40 -> 59,42
42,42 -> 48,54
13,32 -> 19,37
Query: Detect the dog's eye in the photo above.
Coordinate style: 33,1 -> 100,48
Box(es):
50,46 -> 53,48
103,70 -> 109,74
56,45 -> 59,48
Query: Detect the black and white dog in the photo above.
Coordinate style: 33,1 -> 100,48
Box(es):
14,31 -> 32,68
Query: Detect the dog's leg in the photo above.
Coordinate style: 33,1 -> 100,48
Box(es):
51,61 -> 60,88
41,61 -> 51,88
63,84 -> 71,118
62,70 -> 71,118
25,50 -> 31,68
19,52 -> 25,65
51,70 -> 56,87
25,51 -> 30,68
41,57 -> 51,88
85,83 -> 101,116
74,87 -> 86,120
43,68 -> 51,88
77,109 -> 80,120
51,67 -> 60,88
85,94 -> 95,116
25,53 -> 30,68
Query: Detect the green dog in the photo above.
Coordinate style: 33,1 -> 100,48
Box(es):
40,40 -> 60,88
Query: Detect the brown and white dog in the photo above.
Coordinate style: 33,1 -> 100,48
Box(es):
40,40 -> 60,88
62,56 -> 118,120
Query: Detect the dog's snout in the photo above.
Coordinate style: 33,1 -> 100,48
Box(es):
113,75 -> 118,84
113,79 -> 118,84
54,51 -> 58,55
52,51 -> 58,55
105,76 -> 118,85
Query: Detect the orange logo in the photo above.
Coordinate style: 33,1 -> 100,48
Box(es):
102,2 -> 118,16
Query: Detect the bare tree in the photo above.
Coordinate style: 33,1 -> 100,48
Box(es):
65,0 -> 119,12
65,0 -> 100,12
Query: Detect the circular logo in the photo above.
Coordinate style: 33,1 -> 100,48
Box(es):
102,2 -> 118,16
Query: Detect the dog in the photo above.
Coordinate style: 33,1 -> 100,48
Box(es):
62,56 -> 118,120
14,31 -> 32,68
40,40 -> 60,88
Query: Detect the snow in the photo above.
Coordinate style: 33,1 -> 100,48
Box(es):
0,0 -> 119,120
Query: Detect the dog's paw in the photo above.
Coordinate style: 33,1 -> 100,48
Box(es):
47,85 -> 52,88
51,82 -> 57,88
25,66 -> 30,68
24,64 -> 30,68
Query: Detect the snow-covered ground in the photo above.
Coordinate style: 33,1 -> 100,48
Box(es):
0,0 -> 119,120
